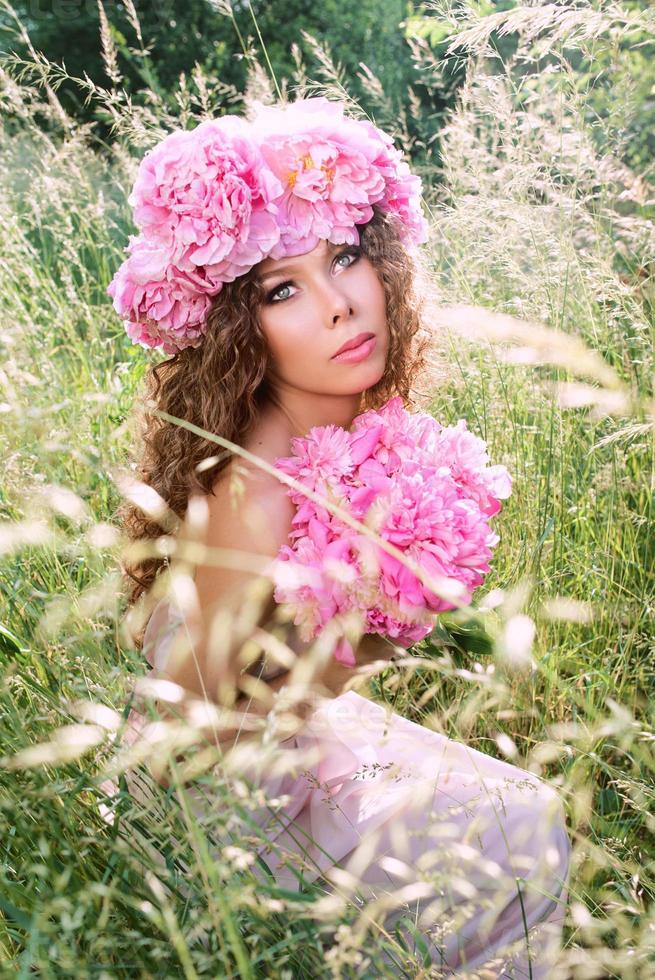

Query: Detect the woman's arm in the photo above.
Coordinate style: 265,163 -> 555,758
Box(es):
156,463 -> 397,729
166,632 -> 396,758
160,466 -> 295,704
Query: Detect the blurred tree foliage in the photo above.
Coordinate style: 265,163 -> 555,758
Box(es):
0,0 -> 462,161
575,0 -> 655,171
1,0 -> 651,171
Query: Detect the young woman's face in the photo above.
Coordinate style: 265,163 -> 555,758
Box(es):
255,239 -> 389,398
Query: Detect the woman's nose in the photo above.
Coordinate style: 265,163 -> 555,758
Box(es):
320,279 -> 353,326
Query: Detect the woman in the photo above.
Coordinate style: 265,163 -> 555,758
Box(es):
110,97 -> 571,976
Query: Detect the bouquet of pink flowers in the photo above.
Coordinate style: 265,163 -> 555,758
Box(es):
273,397 -> 512,666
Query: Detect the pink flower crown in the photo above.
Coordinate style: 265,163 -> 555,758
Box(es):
107,97 -> 428,354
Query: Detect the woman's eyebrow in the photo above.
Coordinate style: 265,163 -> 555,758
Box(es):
260,264 -> 296,283
258,243 -> 339,282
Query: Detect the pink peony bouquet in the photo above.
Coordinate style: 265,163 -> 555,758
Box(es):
273,398 -> 512,666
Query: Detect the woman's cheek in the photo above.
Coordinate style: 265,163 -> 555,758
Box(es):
270,331 -> 319,384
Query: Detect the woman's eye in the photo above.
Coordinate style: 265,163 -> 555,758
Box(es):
266,278 -> 296,303
266,249 -> 360,304
269,283 -> 292,303
335,249 -> 359,268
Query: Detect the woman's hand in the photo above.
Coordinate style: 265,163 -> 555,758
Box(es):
207,631 -> 397,757
313,632 -> 398,699
144,630 -> 398,789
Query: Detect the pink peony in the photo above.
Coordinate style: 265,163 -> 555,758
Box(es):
128,115 -> 282,283
251,98 -> 389,257
434,419 -> 513,516
108,115 -> 282,352
276,424 -> 354,493
107,235 -> 214,354
273,398 -> 512,665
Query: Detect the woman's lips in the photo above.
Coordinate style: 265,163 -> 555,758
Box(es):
332,332 -> 377,364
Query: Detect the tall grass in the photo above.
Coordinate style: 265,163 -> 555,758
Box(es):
1,0 -> 653,975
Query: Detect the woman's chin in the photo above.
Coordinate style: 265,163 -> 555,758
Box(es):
337,359 -> 387,395
362,365 -> 388,393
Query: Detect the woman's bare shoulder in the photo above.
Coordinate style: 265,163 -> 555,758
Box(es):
202,410 -> 296,552
204,459 -> 295,556
178,462 -> 294,630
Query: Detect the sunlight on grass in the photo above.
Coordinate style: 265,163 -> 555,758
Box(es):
0,0 -> 653,975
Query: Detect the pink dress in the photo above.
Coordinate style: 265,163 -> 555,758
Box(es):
121,598 -> 571,977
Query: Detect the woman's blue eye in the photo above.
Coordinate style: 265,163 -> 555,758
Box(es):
335,250 -> 358,268
266,248 -> 360,304
270,283 -> 291,302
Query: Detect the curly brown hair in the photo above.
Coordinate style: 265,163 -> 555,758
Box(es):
119,205 -> 430,607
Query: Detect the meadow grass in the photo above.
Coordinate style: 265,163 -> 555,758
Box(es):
0,1 -> 654,976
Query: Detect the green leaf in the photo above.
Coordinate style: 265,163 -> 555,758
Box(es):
0,621 -> 29,657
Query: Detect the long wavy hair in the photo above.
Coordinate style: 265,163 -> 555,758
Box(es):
119,205 -> 430,608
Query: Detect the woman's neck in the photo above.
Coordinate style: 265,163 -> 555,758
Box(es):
264,389 -> 363,438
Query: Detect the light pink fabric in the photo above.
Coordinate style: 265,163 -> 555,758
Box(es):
142,597 -> 187,671
123,599 -> 571,976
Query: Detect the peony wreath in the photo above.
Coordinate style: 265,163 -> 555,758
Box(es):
273,398 -> 512,666
107,97 -> 427,354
